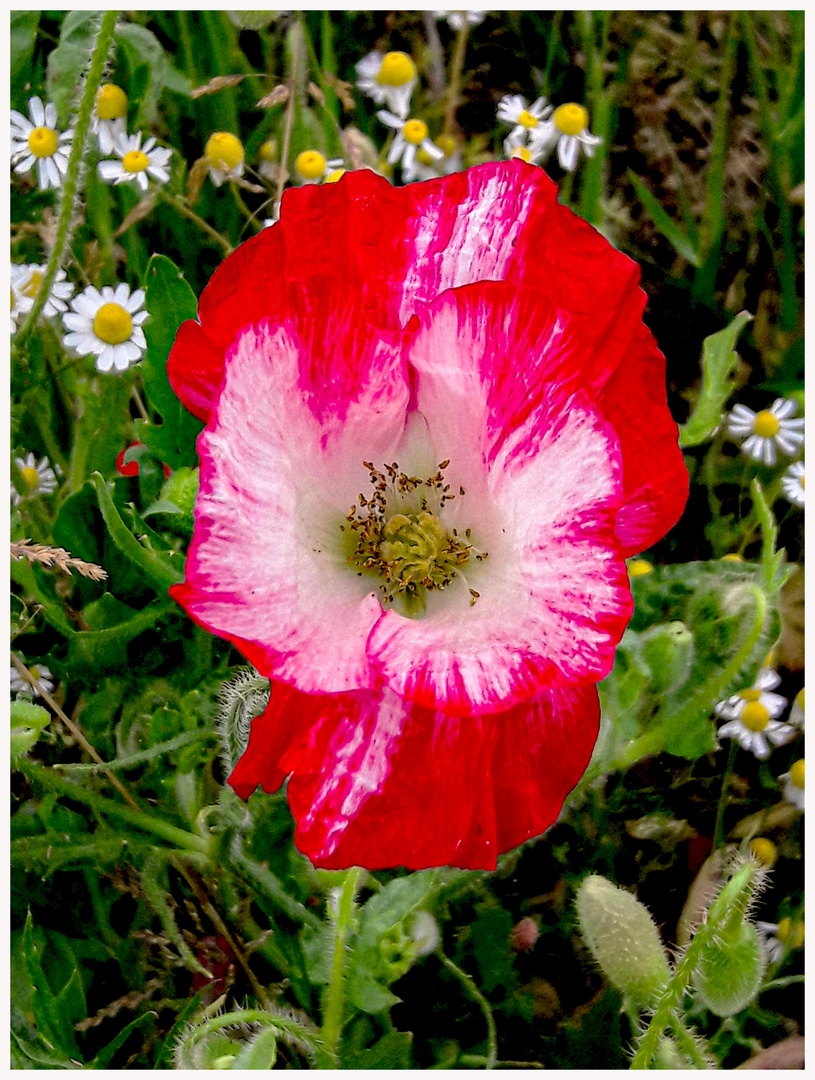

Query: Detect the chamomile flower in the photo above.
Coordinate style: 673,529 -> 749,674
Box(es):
715,668 -> 794,759
258,139 -> 277,181
496,94 -> 552,144
378,112 -> 444,179
97,132 -> 172,192
779,759 -> 805,811
93,83 -> 128,155
62,283 -> 148,374
294,150 -> 345,185
781,460 -> 805,508
356,50 -> 417,118
789,687 -> 804,729
757,915 -> 804,963
531,102 -> 602,172
11,452 -> 58,506
204,132 -> 245,187
410,133 -> 462,181
434,10 -> 486,30
10,264 -> 74,330
726,398 -> 804,466
503,128 -> 547,166
10,96 -> 73,190
10,662 -> 55,699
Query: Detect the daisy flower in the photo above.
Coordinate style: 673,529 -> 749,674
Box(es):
11,452 -> 58,506
503,128 -> 547,166
531,102 -> 602,172
779,758 -> 804,811
715,668 -> 793,759
204,132 -> 245,188
726,398 -> 804,466
789,686 -> 804,729
97,132 -> 172,192
434,10 -> 486,30
10,95 -> 73,190
166,161 -> 689,871
757,915 -> 804,963
378,112 -> 444,179
780,460 -> 804,507
496,94 -> 552,145
10,662 -> 55,699
258,139 -> 277,181
294,150 -> 345,185
410,134 -> 463,181
93,83 -> 128,155
62,283 -> 148,374
10,263 -> 74,330
356,50 -> 417,118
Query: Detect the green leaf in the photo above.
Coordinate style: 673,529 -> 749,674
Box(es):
628,171 -> 702,267
23,912 -> 81,1058
11,700 -> 52,762
346,973 -> 401,1014
46,10 -> 103,126
137,255 -> 203,470
113,23 -> 169,129
231,1027 -> 278,1069
11,11 -> 40,111
680,311 -> 753,447
342,1031 -> 413,1069
12,833 -> 130,877
88,1012 -> 154,1070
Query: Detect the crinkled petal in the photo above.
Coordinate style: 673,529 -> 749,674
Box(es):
229,680 -> 600,870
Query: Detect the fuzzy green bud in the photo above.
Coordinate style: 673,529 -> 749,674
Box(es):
576,875 -> 671,1008
159,466 -> 199,535
639,621 -> 695,695
693,920 -> 765,1016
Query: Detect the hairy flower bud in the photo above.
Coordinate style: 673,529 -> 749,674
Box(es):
693,921 -> 765,1016
576,875 -> 671,1008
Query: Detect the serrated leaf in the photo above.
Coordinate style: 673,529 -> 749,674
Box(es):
628,171 -> 702,267
46,10 -> 103,126
680,311 -> 753,447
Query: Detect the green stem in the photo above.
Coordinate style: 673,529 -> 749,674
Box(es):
159,191 -> 234,255
438,950 -> 498,1070
713,740 -> 739,850
444,18 -> 471,135
319,867 -> 362,1067
14,10 -> 119,353
669,1012 -> 710,1069
760,974 -> 805,993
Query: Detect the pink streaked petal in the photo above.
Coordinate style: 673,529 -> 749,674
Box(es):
172,281 -> 410,694
229,680 -> 600,871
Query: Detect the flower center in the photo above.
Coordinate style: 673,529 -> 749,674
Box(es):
123,150 -> 150,173
205,132 -> 244,170
324,168 -> 346,184
96,83 -> 128,120
28,127 -> 58,158
436,134 -> 456,157
553,103 -> 588,136
738,688 -> 761,702
753,409 -> 780,437
22,270 -> 43,298
259,139 -> 276,162
777,916 -> 804,948
377,51 -> 416,87
344,460 -> 486,615
741,700 -> 770,731
295,150 -> 326,179
403,119 -> 429,145
518,109 -> 538,128
21,466 -> 40,490
789,758 -> 804,789
510,146 -> 531,163
93,302 -> 133,345
795,687 -> 804,711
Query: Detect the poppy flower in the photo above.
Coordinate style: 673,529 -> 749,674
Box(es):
168,161 -> 687,871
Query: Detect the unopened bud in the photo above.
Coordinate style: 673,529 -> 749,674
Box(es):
576,875 -> 671,1008
693,920 -> 765,1016
509,917 -> 539,953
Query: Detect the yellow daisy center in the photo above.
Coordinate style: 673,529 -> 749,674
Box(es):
628,559 -> 653,578
296,150 -> 327,179
28,127 -> 58,158
721,553 -> 743,562
753,409 -> 780,437
748,838 -> 777,867
96,84 -> 128,120
789,758 -> 804,789
11,288 -> 16,311
553,103 -> 588,136
259,140 -> 276,162
93,302 -> 133,345
205,132 -> 244,171
510,146 -> 531,163
122,150 -> 150,174
741,700 -> 770,732
403,119 -> 428,145
324,168 -> 346,184
22,270 -> 43,299
795,687 -> 804,711
776,916 -> 804,948
738,688 -> 762,702
436,134 -> 456,157
518,109 -> 538,128
21,466 -> 40,490
377,51 -> 416,87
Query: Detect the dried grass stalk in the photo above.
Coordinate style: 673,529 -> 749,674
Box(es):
10,539 -> 108,581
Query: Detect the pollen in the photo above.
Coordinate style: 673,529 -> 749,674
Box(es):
377,51 -> 416,87
753,410 -> 780,437
21,466 -> 40,490
776,916 -> 804,948
741,701 -> 770,732
296,150 -> 327,179
22,271 -> 43,298
403,119 -> 429,145
205,132 -> 244,170
93,302 -> 133,345
789,758 -> 804,789
122,150 -> 150,173
28,127 -> 58,158
518,109 -> 538,128
738,688 -> 762,702
96,83 -> 128,120
553,103 -> 588,136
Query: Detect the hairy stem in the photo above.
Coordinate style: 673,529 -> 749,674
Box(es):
319,867 -> 362,1067
438,950 -> 498,1070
